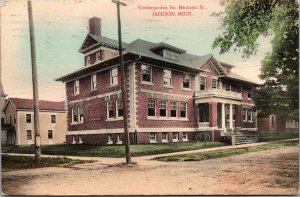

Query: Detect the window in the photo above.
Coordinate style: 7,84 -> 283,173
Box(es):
142,65 -> 152,82
117,134 -> 122,144
72,106 -> 78,123
74,80 -> 80,95
180,102 -> 187,118
183,74 -> 190,89
242,108 -> 247,121
200,76 -> 206,90
162,132 -> 168,141
182,132 -> 188,141
85,55 -> 91,66
248,109 -> 253,122
72,106 -> 83,123
149,132 -> 157,142
159,100 -> 167,117
14,115 -> 16,124
164,50 -> 179,60
107,101 -> 114,119
199,103 -> 209,122
204,64 -> 212,71
51,115 -> 56,123
226,105 -> 230,122
116,100 -> 123,117
26,130 -> 32,140
248,91 -> 252,99
96,51 -> 102,62
48,130 -> 53,139
271,115 -> 275,128
163,69 -> 172,86
26,114 -> 31,123
107,134 -> 113,144
173,132 -> 179,141
212,79 -> 217,89
110,68 -> 118,86
224,83 -> 230,91
91,74 -> 97,90
170,101 -> 177,118
147,99 -> 155,117
79,106 -> 83,123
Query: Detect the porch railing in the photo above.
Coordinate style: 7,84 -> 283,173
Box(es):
195,89 -> 242,100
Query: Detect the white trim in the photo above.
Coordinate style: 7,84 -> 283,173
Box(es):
90,74 -> 97,91
141,89 -> 192,99
141,81 -> 154,86
117,134 -> 123,144
147,117 -> 189,121
110,67 -> 119,86
69,90 -> 122,104
66,127 -> 196,135
74,80 -> 80,95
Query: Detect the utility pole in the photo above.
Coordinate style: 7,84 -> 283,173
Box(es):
27,0 -> 41,163
112,0 -> 131,164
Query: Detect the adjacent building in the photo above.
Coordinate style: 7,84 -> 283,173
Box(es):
56,17 -> 259,145
2,98 -> 67,145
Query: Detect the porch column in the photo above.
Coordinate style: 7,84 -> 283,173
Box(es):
229,104 -> 233,129
221,103 -> 226,129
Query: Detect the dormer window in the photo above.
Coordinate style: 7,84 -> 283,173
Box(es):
85,56 -> 91,66
163,50 -> 179,60
96,51 -> 102,62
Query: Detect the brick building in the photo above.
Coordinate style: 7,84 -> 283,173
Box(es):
56,17 -> 259,145
2,98 -> 67,145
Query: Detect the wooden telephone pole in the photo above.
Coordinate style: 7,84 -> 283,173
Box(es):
112,0 -> 131,164
27,0 -> 41,163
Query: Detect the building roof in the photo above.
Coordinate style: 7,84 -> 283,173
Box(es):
4,98 -> 65,112
57,34 -> 259,85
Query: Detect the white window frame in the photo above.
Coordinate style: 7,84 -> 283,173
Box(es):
200,76 -> 206,90
26,114 -> 31,123
242,108 -> 247,122
117,134 -> 123,144
91,74 -> 97,91
149,132 -> 157,143
248,109 -> 253,122
163,50 -> 179,60
110,67 -> 118,86
74,80 -> 80,95
107,101 -> 115,119
147,99 -> 156,117
180,102 -> 187,118
78,106 -> 83,123
159,100 -> 167,117
72,105 -> 83,124
182,132 -> 188,141
163,69 -> 172,86
183,74 -> 190,89
161,132 -> 169,142
116,100 -> 123,118
141,65 -> 152,83
170,101 -> 177,118
212,78 -> 217,89
107,134 -> 113,144
173,132 -> 179,142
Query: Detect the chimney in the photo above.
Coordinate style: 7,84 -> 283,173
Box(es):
89,17 -> 101,36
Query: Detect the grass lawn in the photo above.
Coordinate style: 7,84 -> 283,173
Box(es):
1,141 -> 226,158
154,139 -> 299,162
258,132 -> 299,142
2,154 -> 94,171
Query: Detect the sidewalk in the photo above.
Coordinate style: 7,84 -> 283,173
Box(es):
3,138 -> 298,166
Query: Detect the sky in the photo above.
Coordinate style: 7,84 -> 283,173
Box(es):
1,0 -> 271,101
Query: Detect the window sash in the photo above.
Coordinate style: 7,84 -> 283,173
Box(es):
150,133 -> 157,141
173,132 -> 179,140
212,79 -> 217,89
26,130 -> 32,140
142,65 -> 152,82
180,102 -> 187,118
107,102 -> 115,118
117,100 -> 123,117
200,76 -> 206,90
183,132 -> 188,140
91,74 -> 97,90
26,114 -> 31,123
162,132 -> 168,141
111,68 -> 118,85
107,134 -> 113,143
74,80 -> 79,94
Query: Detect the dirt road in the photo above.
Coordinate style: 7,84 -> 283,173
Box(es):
2,145 -> 299,195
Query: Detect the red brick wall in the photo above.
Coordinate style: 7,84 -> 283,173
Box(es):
209,102 -> 218,127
